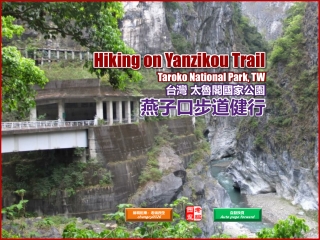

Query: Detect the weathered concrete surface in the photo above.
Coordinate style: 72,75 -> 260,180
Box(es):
2,130 -> 87,153
89,118 -> 195,163
21,118 -> 197,219
1,126 -> 89,135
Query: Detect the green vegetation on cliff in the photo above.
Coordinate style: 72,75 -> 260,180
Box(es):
231,2 -> 269,53
138,125 -> 172,185
190,116 -> 211,167
269,2 -> 306,66
2,152 -> 113,199
238,2 -> 317,164
39,61 -> 96,80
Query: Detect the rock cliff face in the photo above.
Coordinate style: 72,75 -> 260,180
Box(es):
121,2 -> 173,55
177,158 -> 232,237
170,2 -> 234,55
129,146 -> 185,208
241,2 -> 293,41
227,2 -> 318,210
120,2 -> 243,236
121,2 -> 235,58
121,1 -> 318,212
129,145 -> 231,237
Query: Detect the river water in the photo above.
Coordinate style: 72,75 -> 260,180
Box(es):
210,158 -> 274,233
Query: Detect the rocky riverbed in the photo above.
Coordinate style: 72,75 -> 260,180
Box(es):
245,193 -> 319,238
222,193 -> 318,238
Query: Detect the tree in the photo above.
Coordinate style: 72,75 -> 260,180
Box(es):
2,2 -> 142,90
256,215 -> 309,238
2,16 -> 48,117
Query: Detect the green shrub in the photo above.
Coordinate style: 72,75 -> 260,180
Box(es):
138,125 -> 174,185
40,61 -> 96,80
256,215 -> 309,238
164,2 -> 181,11
270,3 -> 306,66
171,32 -> 193,54
99,170 -> 113,185
3,155 -> 114,199
194,128 -> 203,140
237,234 -> 248,238
254,134 -> 264,149
1,229 -> 20,238
2,189 -> 28,220
74,147 -> 85,157
210,233 -> 232,238
35,218 -> 54,229
139,171 -> 151,184
150,168 -> 162,180
62,197 -> 201,238
231,2 -> 268,53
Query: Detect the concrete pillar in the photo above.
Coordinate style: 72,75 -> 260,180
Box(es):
88,128 -> 98,161
58,100 -> 65,120
126,101 -> 131,123
96,100 -> 103,120
30,107 -> 37,121
48,50 -> 51,62
192,116 -> 196,128
57,50 -> 59,59
107,101 -> 113,125
135,100 -> 140,122
117,101 -> 122,123
79,52 -> 82,61
72,51 -> 75,60
170,109 -> 174,118
65,51 -> 67,60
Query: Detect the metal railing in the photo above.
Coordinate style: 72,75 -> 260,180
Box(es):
1,120 -> 95,130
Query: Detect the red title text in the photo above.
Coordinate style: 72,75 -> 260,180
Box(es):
93,52 -> 266,69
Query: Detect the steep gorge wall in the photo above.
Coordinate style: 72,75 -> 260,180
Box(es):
120,1 -> 319,211
241,2 -> 293,41
227,2 -> 318,210
121,2 -> 235,58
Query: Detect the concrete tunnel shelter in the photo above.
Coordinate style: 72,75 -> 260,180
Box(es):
32,79 -> 144,124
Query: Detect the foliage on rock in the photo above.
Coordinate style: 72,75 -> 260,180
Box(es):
237,2 -> 316,163
138,125 -> 173,185
231,2 -> 269,53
